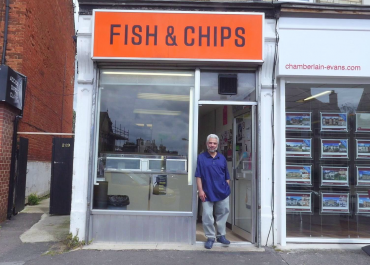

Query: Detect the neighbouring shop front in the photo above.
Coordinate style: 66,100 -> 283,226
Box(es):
278,16 -> 370,244
71,6 -> 280,246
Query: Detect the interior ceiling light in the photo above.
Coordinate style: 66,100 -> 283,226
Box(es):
136,124 -> 145,126
147,124 -> 152,127
102,71 -> 194,77
134,109 -> 181,116
137,93 -> 189,101
296,90 -> 333,103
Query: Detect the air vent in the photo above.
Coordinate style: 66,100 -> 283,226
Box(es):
218,74 -> 237,95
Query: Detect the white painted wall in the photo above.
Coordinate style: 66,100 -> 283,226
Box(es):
70,15 -> 94,240
25,161 -> 51,199
260,19 -> 278,246
364,0 -> 370,5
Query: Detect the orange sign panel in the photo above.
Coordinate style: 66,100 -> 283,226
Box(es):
93,11 -> 264,62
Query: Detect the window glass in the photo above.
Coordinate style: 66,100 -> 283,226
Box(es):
200,72 -> 256,101
93,69 -> 194,212
286,84 -> 370,239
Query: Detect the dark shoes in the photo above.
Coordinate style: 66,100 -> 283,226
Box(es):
217,235 -> 230,245
204,238 -> 215,249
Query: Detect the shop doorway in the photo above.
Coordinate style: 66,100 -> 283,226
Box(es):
196,104 -> 256,243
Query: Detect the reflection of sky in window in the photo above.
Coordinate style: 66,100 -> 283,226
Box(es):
100,85 -> 190,155
99,69 -> 193,156
311,87 -> 364,111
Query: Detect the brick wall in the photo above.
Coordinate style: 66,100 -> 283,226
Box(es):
0,0 -> 75,162
17,0 -> 75,161
0,0 -> 75,222
0,103 -> 18,222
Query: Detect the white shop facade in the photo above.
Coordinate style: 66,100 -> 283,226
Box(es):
70,2 -> 370,247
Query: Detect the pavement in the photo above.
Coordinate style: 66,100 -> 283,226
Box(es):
0,199 -> 369,265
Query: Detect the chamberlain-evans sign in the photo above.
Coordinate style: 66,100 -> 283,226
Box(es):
278,18 -> 370,77
92,10 -> 264,62
0,65 -> 26,110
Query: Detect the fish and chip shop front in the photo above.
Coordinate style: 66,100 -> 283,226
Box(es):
71,7 -> 281,246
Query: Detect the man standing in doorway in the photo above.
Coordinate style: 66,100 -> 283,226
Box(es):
195,134 -> 231,249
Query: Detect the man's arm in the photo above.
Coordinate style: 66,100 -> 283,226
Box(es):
196,177 -> 207,202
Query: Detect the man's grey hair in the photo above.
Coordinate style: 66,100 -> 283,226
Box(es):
206,134 -> 219,144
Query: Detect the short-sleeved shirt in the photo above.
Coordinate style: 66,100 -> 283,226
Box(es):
195,152 -> 231,202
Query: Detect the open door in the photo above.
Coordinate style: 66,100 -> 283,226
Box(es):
232,106 -> 256,242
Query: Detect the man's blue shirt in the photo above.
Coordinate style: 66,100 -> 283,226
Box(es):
195,151 -> 231,202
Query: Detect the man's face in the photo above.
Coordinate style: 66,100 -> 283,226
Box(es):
207,138 -> 218,153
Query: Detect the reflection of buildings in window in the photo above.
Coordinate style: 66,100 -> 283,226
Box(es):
99,111 -> 129,152
363,201 -> 370,207
122,138 -> 178,155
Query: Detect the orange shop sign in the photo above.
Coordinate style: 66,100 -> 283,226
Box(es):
92,10 -> 264,62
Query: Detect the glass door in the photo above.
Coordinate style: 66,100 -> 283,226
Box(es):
232,106 -> 256,242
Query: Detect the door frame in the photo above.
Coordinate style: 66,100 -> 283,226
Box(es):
194,101 -> 257,244
232,106 -> 257,243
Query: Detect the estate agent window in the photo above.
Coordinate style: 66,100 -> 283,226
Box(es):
285,83 -> 370,239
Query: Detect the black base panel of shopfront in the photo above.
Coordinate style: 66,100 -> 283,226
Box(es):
362,245 -> 370,256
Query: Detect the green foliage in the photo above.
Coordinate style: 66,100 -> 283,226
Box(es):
28,193 -> 40,205
64,232 -> 85,250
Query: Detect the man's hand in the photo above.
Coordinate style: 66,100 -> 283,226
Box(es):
199,190 -> 207,202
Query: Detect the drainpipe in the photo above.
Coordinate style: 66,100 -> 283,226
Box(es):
2,0 -> 10,65
7,74 -> 27,219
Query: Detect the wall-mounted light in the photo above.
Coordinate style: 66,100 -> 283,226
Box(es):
134,109 -> 181,116
137,93 -> 189,101
102,71 -> 193,77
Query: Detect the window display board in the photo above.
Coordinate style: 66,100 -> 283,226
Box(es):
286,138 -> 312,158
286,192 -> 312,213
321,139 -> 348,159
286,165 -> 312,186
320,192 -> 350,214
356,193 -> 370,214
321,166 -> 349,187
356,139 -> 370,159
320,112 -> 347,132
286,112 -> 311,131
356,166 -> 370,186
356,112 -> 370,132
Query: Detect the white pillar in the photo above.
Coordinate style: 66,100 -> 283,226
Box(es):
70,15 -> 94,240
259,19 -> 278,246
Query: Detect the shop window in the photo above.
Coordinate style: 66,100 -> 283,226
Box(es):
94,69 -> 194,212
285,84 -> 370,239
200,72 -> 256,101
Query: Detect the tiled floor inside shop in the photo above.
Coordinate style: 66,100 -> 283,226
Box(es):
196,223 -> 246,242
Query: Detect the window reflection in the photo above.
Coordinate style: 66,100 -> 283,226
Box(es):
286,84 -> 370,239
93,70 -> 194,212
200,72 -> 256,101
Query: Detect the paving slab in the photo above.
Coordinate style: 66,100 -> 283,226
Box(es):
83,242 -> 265,252
20,214 -> 70,243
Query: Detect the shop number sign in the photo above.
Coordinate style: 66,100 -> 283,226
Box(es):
92,11 -> 264,62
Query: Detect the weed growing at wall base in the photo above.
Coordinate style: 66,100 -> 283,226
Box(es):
28,193 -> 40,205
